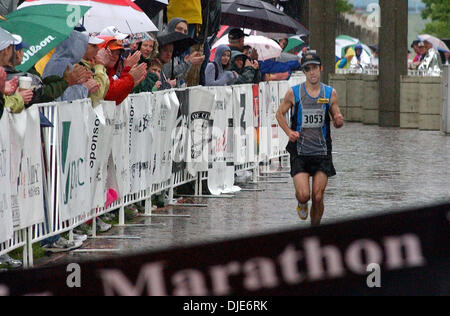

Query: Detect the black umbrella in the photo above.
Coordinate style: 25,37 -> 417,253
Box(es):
133,0 -> 168,19
157,31 -> 198,57
221,0 -> 309,35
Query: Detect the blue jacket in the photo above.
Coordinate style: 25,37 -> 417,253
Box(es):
258,59 -> 301,78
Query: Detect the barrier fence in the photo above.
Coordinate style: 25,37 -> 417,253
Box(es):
0,77 -> 305,267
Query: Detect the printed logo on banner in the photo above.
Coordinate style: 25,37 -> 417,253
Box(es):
8,108 -> 45,229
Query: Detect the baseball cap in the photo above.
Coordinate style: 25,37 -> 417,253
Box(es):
301,50 -> 322,68
83,32 -> 105,45
100,26 -> 128,40
228,28 -> 247,41
12,34 -> 29,50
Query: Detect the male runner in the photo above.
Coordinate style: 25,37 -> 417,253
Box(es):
276,51 -> 344,226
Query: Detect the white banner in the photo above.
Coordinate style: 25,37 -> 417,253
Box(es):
268,82 -> 280,158
111,101 -> 130,197
127,94 -> 153,194
153,91 -> 179,183
187,88 -> 214,177
58,100 -> 91,221
0,114 -> 13,244
9,107 -> 45,229
259,83 -> 270,162
278,81 -> 292,152
207,87 -> 239,195
87,101 -> 115,208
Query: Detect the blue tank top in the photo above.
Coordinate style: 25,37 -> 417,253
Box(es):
289,83 -> 333,156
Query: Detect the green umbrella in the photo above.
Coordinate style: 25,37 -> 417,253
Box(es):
0,4 -> 91,72
283,35 -> 305,53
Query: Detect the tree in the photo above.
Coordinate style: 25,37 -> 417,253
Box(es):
421,0 -> 450,38
336,0 -> 354,13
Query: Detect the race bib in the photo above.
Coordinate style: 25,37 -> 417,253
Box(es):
302,108 -> 325,128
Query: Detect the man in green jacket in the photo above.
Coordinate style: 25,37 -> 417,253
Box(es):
230,50 -> 261,85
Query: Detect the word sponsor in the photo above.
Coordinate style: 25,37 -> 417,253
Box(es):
0,203 -> 448,296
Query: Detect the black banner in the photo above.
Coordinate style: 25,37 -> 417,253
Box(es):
0,203 -> 449,296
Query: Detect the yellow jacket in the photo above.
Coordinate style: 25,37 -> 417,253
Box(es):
167,0 -> 202,25
80,59 -> 110,107
4,93 -> 25,113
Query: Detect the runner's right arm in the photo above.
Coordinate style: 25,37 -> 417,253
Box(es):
276,88 -> 300,143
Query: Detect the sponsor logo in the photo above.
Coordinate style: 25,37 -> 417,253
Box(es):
22,35 -> 57,64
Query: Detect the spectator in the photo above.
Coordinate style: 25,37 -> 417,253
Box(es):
336,47 -> 356,70
228,28 -> 246,53
204,44 -> 237,86
0,36 -> 33,112
167,0 -> 202,39
157,42 -> 177,90
230,51 -> 260,84
410,40 -> 423,69
278,38 -> 288,50
99,37 -> 147,105
138,33 -> 158,62
43,30 -> 96,102
133,58 -> 162,93
80,34 -> 111,107
349,44 -> 368,69
162,17 -> 205,88
418,40 -> 443,75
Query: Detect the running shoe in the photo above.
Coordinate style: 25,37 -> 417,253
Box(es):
42,237 -> 83,253
297,203 -> 309,221
0,254 -> 22,269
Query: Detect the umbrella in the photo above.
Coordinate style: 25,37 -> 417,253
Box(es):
157,31 -> 197,58
0,4 -> 91,72
18,0 -> 158,33
336,35 -> 372,59
221,0 -> 309,34
283,35 -> 306,53
133,0 -> 167,19
211,35 -> 282,61
418,34 -> 450,53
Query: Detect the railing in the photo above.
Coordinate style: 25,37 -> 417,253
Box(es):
0,79 -> 305,267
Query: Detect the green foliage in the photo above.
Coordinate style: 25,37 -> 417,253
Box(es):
337,0 -> 354,13
421,0 -> 450,38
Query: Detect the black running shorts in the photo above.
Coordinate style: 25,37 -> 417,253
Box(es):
290,154 -> 336,178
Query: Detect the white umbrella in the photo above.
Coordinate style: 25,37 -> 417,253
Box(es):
418,34 -> 450,53
211,35 -> 282,61
18,0 -> 158,33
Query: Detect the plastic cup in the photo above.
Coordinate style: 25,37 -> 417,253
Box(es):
19,77 -> 32,89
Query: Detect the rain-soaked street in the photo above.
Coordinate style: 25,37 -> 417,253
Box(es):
36,122 -> 450,266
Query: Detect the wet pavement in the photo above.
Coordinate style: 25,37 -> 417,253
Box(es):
35,122 -> 450,267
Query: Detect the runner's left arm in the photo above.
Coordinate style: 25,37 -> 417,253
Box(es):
329,89 -> 344,128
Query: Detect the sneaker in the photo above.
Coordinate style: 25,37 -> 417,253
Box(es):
73,233 -> 88,242
297,203 -> 309,221
0,254 -> 22,269
96,218 -> 112,232
42,237 -> 83,253
74,223 -> 93,236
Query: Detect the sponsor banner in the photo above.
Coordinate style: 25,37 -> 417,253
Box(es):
259,82 -> 271,162
252,84 -> 260,160
0,203 -> 448,296
153,91 -> 179,184
9,107 -> 45,229
111,100 -> 130,197
87,101 -> 116,208
187,87 -> 214,177
58,100 -> 91,221
268,82 -> 280,158
0,114 -> 13,244
172,89 -> 189,174
127,94 -> 153,194
232,84 -> 254,165
278,81 -> 292,152
207,87 -> 239,195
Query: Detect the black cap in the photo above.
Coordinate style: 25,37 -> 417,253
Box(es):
301,50 -> 321,68
411,40 -> 420,48
228,28 -> 246,40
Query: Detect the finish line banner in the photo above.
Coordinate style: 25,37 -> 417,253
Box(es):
0,203 -> 448,296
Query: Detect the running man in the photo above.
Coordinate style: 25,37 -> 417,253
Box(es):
276,51 -> 344,226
